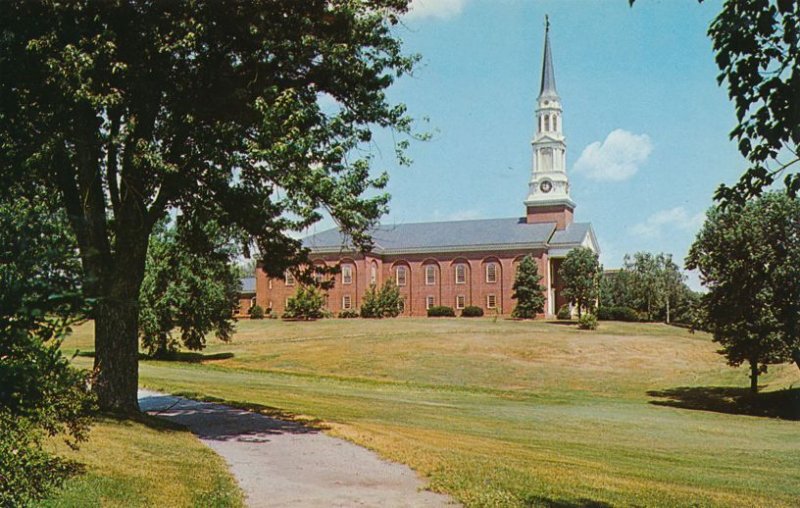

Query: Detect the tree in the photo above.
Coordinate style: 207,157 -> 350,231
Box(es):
687,192 -> 800,393
0,189 -> 94,504
361,281 -> 402,318
511,255 -> 546,319
559,247 -> 601,318
284,286 -> 326,320
624,252 -> 663,322
630,0 -> 800,205
138,219 -> 240,358
0,1 -> 416,412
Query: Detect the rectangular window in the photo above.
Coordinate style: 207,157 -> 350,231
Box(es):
487,294 -> 497,309
285,271 -> 295,286
342,265 -> 353,285
455,264 -> 466,284
396,266 -> 407,286
342,295 -> 352,310
456,295 -> 466,309
425,265 -> 436,285
426,296 -> 435,310
486,263 -> 497,283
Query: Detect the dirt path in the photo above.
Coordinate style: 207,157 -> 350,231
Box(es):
138,390 -> 457,508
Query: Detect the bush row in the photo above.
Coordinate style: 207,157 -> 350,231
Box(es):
596,306 -> 640,322
249,304 -> 492,319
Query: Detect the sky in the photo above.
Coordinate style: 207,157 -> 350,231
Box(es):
310,0 -> 747,290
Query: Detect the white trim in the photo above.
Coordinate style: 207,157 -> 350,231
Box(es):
342,264 -> 353,285
485,263 -> 498,284
342,295 -> 352,310
426,296 -> 435,310
456,295 -> 466,309
396,266 -> 407,286
285,271 -> 295,286
486,294 -> 497,309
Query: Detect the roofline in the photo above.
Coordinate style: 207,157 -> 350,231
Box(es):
308,241 -> 551,257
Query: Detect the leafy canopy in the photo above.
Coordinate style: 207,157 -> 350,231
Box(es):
687,192 -> 800,390
559,247 -> 601,318
139,219 -> 240,358
632,0 -> 800,205
0,0 -> 418,411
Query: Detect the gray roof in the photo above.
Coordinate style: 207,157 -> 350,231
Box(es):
539,18 -> 558,99
302,217 -> 593,255
240,277 -> 256,293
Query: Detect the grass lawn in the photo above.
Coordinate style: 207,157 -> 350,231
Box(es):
38,414 -> 243,508
62,318 -> 799,507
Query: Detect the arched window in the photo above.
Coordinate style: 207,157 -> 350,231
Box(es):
455,264 -> 466,284
341,264 -> 353,285
485,262 -> 498,283
425,265 -> 436,285
396,265 -> 407,286
370,262 -> 378,286
545,115 -> 551,131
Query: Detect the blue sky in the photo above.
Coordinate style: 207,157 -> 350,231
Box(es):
313,1 -> 746,289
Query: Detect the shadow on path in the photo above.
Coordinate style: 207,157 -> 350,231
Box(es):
139,392 -> 319,441
647,386 -> 800,420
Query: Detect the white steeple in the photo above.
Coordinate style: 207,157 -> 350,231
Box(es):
525,16 -> 575,211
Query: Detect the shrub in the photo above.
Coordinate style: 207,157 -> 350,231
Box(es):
596,307 -> 613,320
461,306 -> 484,317
360,281 -> 402,318
556,304 -> 572,320
249,304 -> 265,319
283,286 -> 325,320
338,309 -> 359,319
578,313 -> 598,330
511,255 -> 546,319
427,305 -> 455,317
612,306 -> 639,322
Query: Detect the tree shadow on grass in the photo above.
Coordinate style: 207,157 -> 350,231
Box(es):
75,350 -> 234,362
523,495 -> 613,507
647,386 -> 800,420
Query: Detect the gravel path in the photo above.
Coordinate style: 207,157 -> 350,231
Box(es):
138,390 -> 457,507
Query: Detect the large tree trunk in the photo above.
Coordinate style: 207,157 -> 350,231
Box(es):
749,359 -> 759,395
94,297 -> 140,413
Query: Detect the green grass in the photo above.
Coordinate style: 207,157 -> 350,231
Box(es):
38,414 -> 243,507
63,318 -> 800,507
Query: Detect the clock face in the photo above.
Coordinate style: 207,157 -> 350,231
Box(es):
539,180 -> 553,193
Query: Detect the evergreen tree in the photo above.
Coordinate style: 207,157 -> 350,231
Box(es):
361,281 -> 402,318
512,255 -> 546,319
559,247 -> 601,318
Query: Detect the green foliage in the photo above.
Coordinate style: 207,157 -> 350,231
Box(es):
338,310 -> 360,319
629,0 -> 800,203
556,305 -> 572,321
0,0 -> 418,411
284,286 -> 326,320
461,306 -> 484,317
139,219 -> 240,358
427,306 -> 456,317
249,305 -> 265,320
511,255 -> 546,319
597,306 -> 640,322
621,252 -> 688,322
559,247 -> 601,318
0,192 -> 95,505
578,314 -> 598,330
360,281 -> 403,318
687,192 -> 800,391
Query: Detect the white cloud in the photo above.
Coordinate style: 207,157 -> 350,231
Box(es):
630,207 -> 705,239
574,129 -> 653,181
405,0 -> 468,20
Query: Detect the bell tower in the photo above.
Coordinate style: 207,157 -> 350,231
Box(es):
525,17 -> 575,230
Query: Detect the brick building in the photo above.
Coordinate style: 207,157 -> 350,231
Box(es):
252,21 -> 599,318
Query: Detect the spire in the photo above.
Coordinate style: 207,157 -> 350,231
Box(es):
539,15 -> 557,98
